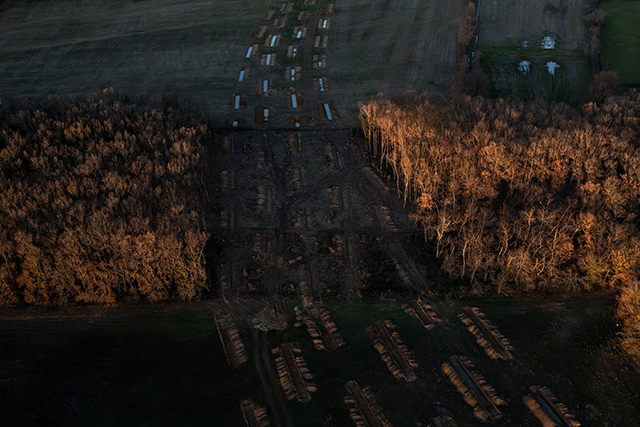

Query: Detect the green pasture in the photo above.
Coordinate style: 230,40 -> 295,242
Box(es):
600,1 -> 640,84
477,0 -> 591,104
480,49 -> 591,105
1,294 -> 639,426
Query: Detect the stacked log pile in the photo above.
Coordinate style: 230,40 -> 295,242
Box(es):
344,381 -> 392,427
459,307 -> 513,360
215,313 -> 248,367
432,416 -> 459,427
367,320 -> 418,381
241,399 -> 271,427
442,356 -> 505,421
272,343 -> 317,402
301,304 -> 345,350
524,386 -> 581,427
403,300 -> 441,329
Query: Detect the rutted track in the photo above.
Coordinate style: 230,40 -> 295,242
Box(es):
211,1 -> 437,424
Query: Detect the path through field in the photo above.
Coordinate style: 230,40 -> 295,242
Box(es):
209,2 -> 436,423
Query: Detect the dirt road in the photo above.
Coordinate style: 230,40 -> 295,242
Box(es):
210,127 -> 427,302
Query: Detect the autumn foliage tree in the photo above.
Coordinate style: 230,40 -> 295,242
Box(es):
0,89 -> 209,306
617,280 -> 640,363
360,93 -> 640,295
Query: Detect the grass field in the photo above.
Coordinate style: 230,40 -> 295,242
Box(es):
477,0 -> 591,105
327,0 -> 467,120
0,0 -> 265,115
600,1 -> 640,84
1,296 -> 638,426
0,0 -> 468,125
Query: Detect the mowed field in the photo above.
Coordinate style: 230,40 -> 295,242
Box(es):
600,1 -> 640,84
326,0 -> 467,119
0,0 -> 467,125
0,0 -> 265,113
1,296 -> 639,426
477,0 -> 591,105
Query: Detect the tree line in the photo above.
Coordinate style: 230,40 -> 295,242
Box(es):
360,93 -> 640,295
0,89 -> 209,306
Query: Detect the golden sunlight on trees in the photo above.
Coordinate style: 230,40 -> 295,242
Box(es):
360,93 -> 640,295
617,281 -> 640,363
0,89 -> 208,306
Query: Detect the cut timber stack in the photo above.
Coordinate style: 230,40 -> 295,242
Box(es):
344,381 -> 392,427
442,356 -> 505,421
272,342 -> 317,402
403,300 -> 441,329
302,303 -> 345,351
524,386 -> 581,427
215,313 -> 248,367
241,399 -> 271,427
459,306 -> 514,360
367,320 -> 418,381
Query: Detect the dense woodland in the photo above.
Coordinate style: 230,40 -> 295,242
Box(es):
361,94 -> 640,294
361,93 -> 640,359
0,89 -> 208,306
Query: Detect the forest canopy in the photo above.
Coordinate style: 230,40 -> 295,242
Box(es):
360,93 -> 640,295
0,89 -> 208,306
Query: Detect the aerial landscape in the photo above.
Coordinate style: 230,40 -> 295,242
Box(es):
1,0 -> 640,426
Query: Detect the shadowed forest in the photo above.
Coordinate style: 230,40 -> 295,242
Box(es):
0,89 -> 208,307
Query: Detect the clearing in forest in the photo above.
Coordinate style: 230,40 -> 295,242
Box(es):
477,0 -> 591,104
0,0 -> 468,125
0,0 -> 265,118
